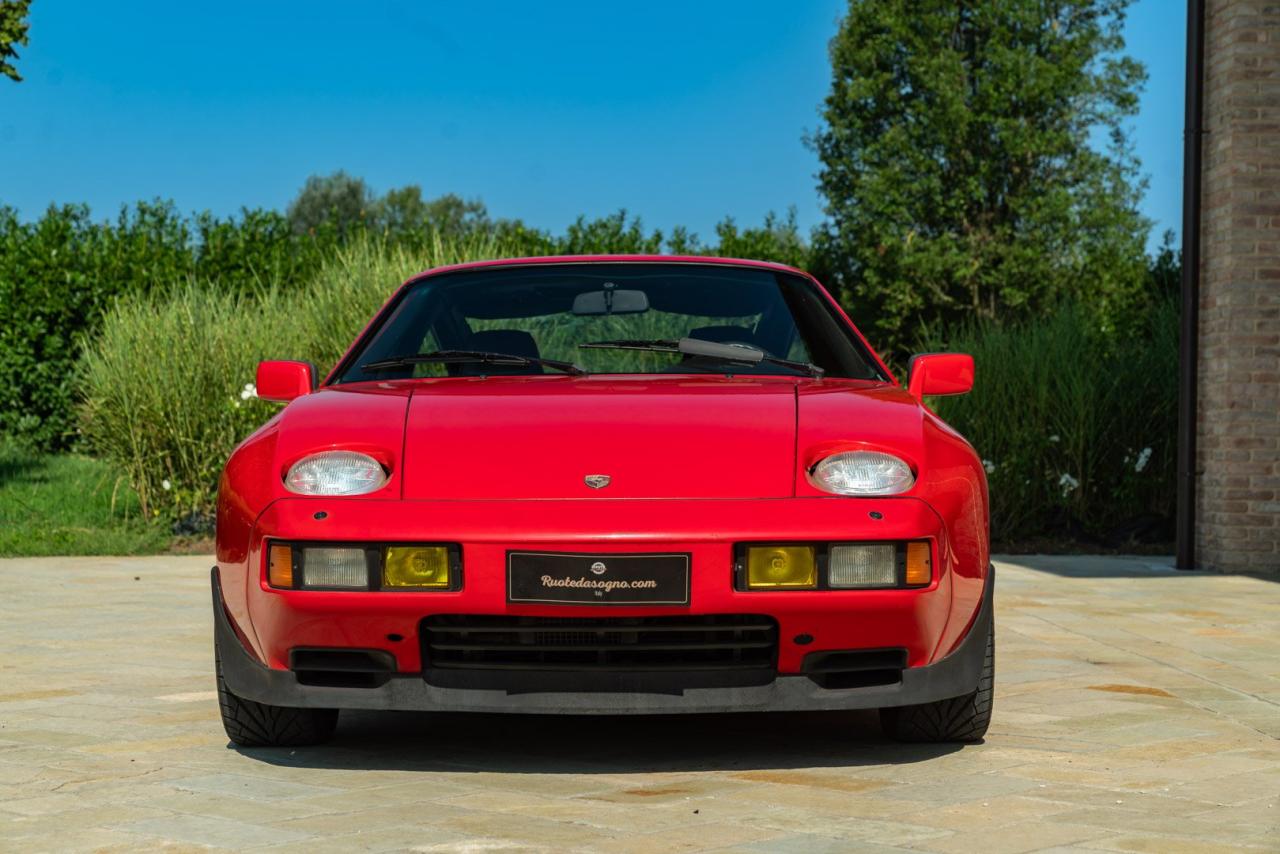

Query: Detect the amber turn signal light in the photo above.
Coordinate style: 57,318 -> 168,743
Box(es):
746,545 -> 817,589
905,541 -> 932,586
268,543 -> 293,588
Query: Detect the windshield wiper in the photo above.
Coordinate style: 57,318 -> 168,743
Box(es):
579,338 -> 824,378
360,350 -> 586,376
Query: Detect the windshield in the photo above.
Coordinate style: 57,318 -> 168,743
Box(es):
334,263 -> 885,383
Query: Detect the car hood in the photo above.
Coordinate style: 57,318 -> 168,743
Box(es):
264,376 -> 927,503
400,376 -> 801,499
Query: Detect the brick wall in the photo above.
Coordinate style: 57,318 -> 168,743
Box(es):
1197,1 -> 1280,573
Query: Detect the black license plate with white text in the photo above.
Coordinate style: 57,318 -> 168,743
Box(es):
507,552 -> 691,605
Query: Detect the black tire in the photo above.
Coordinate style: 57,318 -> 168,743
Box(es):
215,648 -> 339,747
880,620 -> 994,743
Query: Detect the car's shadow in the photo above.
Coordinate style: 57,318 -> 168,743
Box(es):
234,709 -> 963,773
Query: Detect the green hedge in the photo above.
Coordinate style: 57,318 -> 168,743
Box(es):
0,203 -> 344,450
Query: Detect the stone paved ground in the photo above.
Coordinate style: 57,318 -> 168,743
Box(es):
0,554 -> 1277,853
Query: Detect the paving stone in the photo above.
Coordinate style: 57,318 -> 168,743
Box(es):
117,813 -> 311,848
164,771 -> 342,802
262,825 -> 475,853
731,832 -> 923,853
902,793 -> 1080,831
0,553 -> 1277,851
1081,836 -> 1274,853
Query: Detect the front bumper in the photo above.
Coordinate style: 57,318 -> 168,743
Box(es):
225,497 -> 987,673
213,565 -> 993,714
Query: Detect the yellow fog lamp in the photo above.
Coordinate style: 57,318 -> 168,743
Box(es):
383,546 -> 452,589
745,545 -> 817,589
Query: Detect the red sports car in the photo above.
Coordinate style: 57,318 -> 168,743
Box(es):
213,256 -> 991,747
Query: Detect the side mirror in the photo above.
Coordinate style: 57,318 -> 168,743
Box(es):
256,360 -> 317,402
907,353 -> 974,402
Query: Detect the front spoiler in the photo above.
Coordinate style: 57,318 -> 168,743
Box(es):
212,567 -> 993,715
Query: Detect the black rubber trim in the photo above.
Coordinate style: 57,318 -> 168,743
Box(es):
289,648 -> 397,673
802,648 -> 908,674
288,648 -> 397,688
212,565 -> 994,715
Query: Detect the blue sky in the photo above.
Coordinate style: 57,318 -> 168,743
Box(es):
1,1 -> 1184,251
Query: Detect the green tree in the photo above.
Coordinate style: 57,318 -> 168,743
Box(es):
286,171 -> 372,236
372,187 -> 491,238
1145,230 -> 1180,299
1,0 -> 31,82
713,208 -> 810,270
811,0 -> 1151,356
556,211 -> 665,255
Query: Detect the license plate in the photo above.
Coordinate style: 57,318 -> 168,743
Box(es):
507,552 -> 691,605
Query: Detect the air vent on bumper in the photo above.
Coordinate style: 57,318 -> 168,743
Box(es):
289,648 -> 397,688
421,614 -> 779,693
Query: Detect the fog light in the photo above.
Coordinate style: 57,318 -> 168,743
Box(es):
268,543 -> 293,588
383,546 -> 451,588
905,541 -> 932,586
829,544 -> 896,588
301,547 -> 369,588
746,546 -> 816,589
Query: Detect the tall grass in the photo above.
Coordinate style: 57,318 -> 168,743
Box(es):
925,297 -> 1178,544
78,234 -> 512,520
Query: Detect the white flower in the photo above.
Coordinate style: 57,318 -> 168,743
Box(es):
1048,435 -> 1060,443
240,383 -> 257,400
1134,447 -> 1152,473
982,459 -> 996,474
1058,473 -> 1079,496
161,479 -> 172,491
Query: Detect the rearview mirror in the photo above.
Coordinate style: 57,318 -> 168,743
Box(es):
256,360 -> 318,402
906,353 -> 974,401
572,286 -> 650,316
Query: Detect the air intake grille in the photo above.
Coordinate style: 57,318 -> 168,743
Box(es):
422,614 -> 778,671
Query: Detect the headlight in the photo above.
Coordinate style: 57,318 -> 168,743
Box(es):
284,450 -> 388,496
809,451 -> 914,496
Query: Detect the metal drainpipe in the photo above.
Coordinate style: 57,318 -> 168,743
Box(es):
1176,0 -> 1206,570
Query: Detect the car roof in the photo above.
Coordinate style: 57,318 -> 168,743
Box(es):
404,254 -> 810,284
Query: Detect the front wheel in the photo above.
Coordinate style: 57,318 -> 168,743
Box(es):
880,620 -> 994,743
215,648 -> 339,747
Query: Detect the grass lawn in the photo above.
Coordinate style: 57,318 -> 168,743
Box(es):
0,443 -> 170,556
